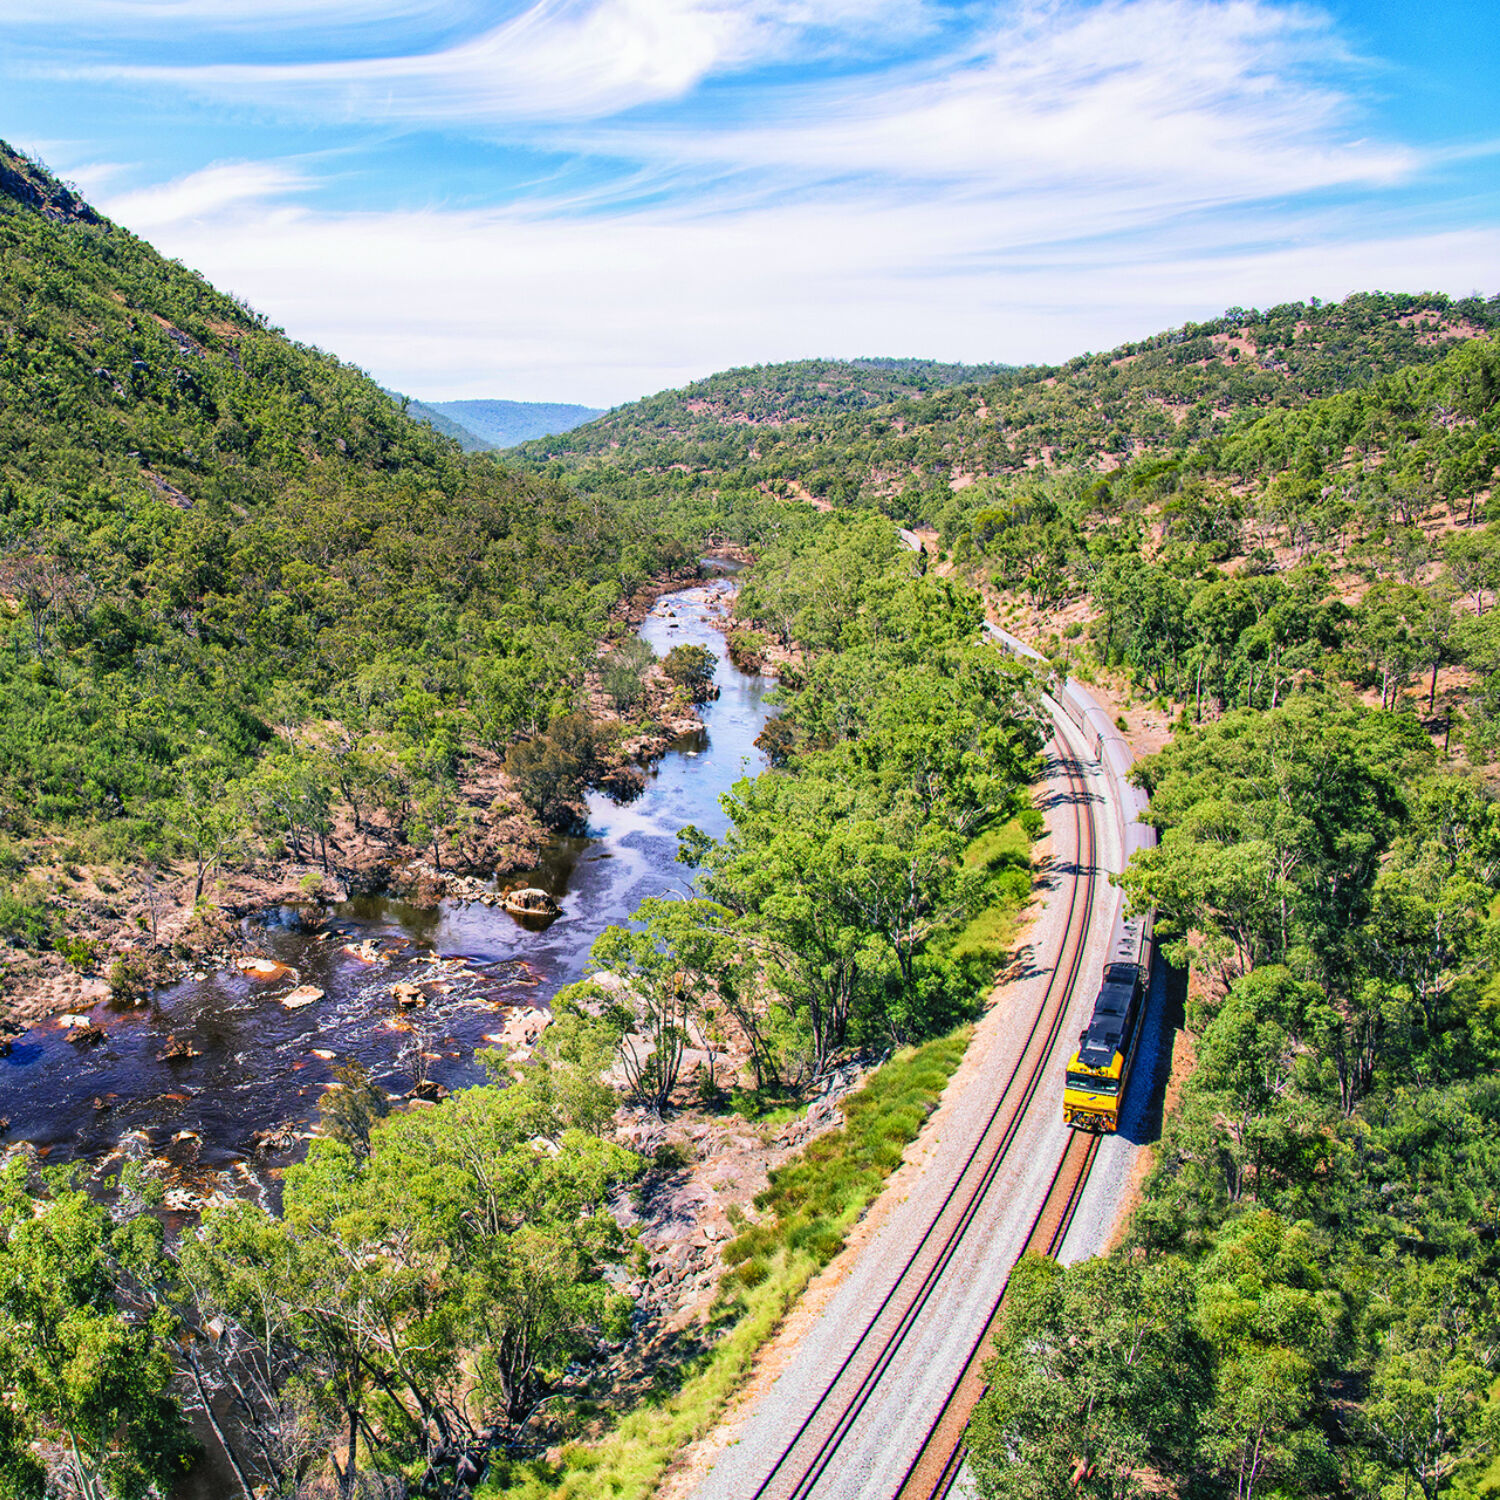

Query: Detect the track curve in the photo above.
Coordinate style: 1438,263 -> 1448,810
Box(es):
689,705 -> 1116,1500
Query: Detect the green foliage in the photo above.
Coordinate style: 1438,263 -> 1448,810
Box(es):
1120,699 -> 1431,994
0,140 -> 683,873
0,1165 -> 195,1498
478,1029 -> 968,1500
968,1254 -> 1206,1500
1090,721 -> 1500,1499
0,879 -> 51,949
660,642 -> 718,701
180,1032 -> 640,1493
316,1059 -> 390,1158
599,635 -> 656,714
671,518 -> 1043,1081
503,714 -> 602,830
561,896 -> 741,1114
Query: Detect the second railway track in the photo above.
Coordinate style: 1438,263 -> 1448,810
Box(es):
745,730 -> 1107,1500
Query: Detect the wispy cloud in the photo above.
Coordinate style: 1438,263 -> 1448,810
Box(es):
99,166 -> 1499,405
26,0 -> 1491,403
68,0 -> 928,122
102,161 -> 315,230
625,0 -> 1413,198
5,0 -> 471,27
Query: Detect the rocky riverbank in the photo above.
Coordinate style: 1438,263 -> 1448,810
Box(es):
0,569 -> 732,1037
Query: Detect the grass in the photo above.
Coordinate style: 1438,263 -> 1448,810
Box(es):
963,817 -> 1034,873
951,815 -> 1035,966
478,1028 -> 971,1500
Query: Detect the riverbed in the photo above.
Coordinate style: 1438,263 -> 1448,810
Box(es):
0,571 -> 771,1205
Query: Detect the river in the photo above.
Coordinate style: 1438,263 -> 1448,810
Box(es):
0,569 -> 771,1206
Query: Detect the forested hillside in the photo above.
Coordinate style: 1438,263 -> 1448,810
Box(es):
0,140 -> 685,988
519,295 -> 1498,516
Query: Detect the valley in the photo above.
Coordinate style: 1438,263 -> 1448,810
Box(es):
0,133 -> 1497,1500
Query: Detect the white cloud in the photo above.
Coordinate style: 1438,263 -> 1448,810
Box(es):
592,0 -> 1413,201
103,183 -> 1500,406
72,0 -> 925,122
102,160 -> 314,230
60,0 -> 1486,405
3,0 -> 464,26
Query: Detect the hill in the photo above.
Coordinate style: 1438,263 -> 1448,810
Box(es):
393,393 -> 490,450
420,398 -> 606,449
523,355 -> 1005,462
518,295 -> 1498,517
0,140 -> 685,998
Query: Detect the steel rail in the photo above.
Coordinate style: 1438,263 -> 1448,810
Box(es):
747,735 -> 1103,1500
900,1050 -> 1106,1500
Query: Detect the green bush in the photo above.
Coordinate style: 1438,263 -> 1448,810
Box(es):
56,934 -> 99,971
107,950 -> 152,1000
0,883 -> 52,949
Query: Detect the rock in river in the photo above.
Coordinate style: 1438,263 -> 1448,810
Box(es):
280,985 -> 325,1010
235,956 -> 291,980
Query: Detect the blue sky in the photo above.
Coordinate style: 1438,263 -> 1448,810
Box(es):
7,0 -> 1497,405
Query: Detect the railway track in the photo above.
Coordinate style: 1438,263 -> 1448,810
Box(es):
898,1128 -> 1103,1500
743,734 -> 1105,1500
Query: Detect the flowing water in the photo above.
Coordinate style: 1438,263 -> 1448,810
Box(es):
0,569 -> 771,1206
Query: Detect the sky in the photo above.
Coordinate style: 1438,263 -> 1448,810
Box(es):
4,0 -> 1498,406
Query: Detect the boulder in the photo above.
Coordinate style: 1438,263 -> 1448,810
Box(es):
235,956 -> 290,979
502,886 -> 560,917
249,1124 -> 298,1154
280,985 -> 324,1010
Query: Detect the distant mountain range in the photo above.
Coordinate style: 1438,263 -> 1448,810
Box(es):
399,397 -> 607,450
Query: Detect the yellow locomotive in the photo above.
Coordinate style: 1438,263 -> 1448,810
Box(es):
1063,906 -> 1153,1133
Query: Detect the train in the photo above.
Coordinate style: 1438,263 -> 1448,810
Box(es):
980,625 -> 1157,1134
1061,904 -> 1153,1130
1054,676 -> 1157,1133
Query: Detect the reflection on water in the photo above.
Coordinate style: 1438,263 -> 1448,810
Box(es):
0,570 -> 771,1201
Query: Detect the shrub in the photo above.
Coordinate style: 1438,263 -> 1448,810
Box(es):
662,644 -> 718,702
0,883 -> 52,949
504,714 -> 601,830
57,934 -> 99,971
108,950 -> 152,1000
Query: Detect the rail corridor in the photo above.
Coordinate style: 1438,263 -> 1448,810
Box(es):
688,692 -> 1133,1500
